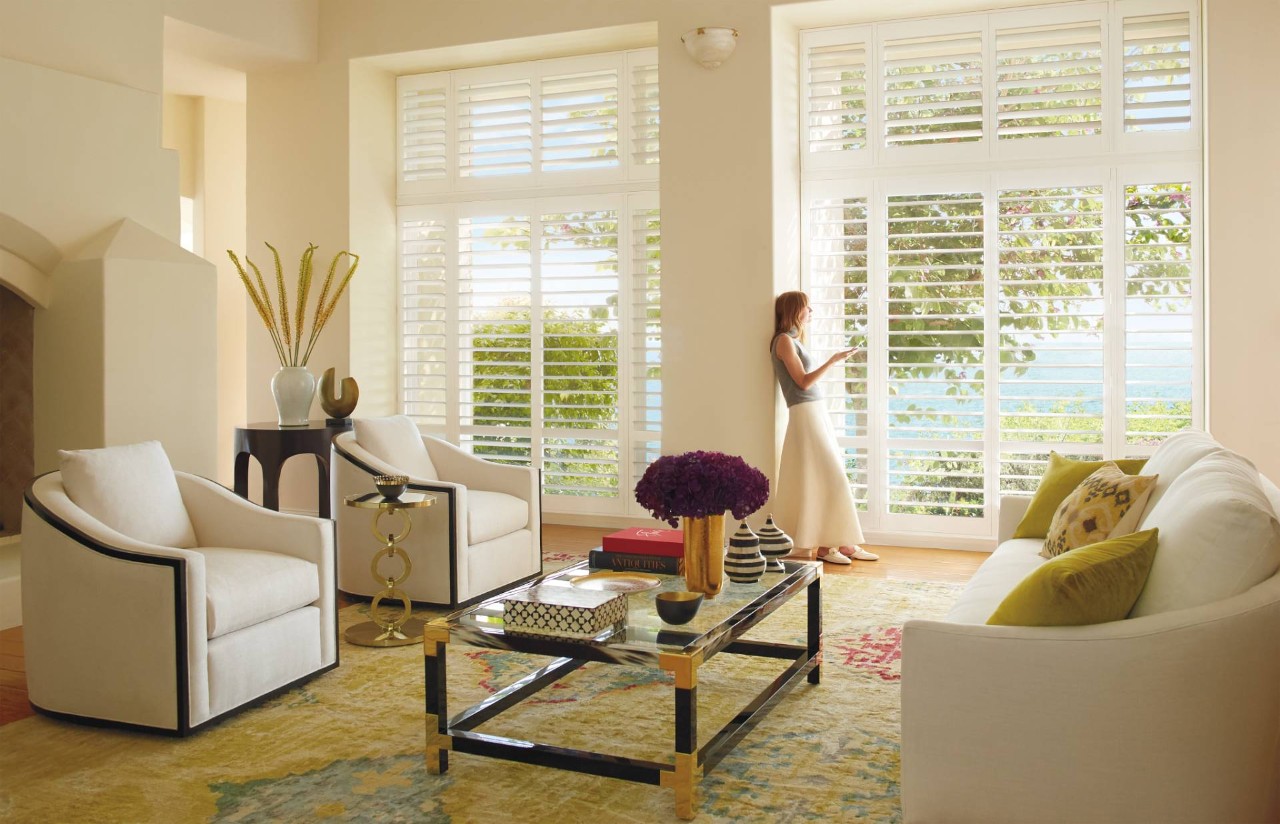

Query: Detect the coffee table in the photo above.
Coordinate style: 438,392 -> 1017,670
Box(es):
423,558 -> 822,819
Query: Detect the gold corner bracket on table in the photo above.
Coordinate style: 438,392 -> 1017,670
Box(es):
423,619 -> 451,649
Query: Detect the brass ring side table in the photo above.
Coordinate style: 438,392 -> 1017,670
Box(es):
343,491 -> 435,647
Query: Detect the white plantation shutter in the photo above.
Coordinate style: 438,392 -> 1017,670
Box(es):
997,186 -> 1107,491
457,75 -> 534,179
881,30 -> 984,147
398,75 -> 450,191
628,52 -> 660,169
630,201 -> 662,504
400,214 -> 450,428
540,209 -> 621,498
805,37 -> 870,155
457,213 -> 534,464
808,195 -> 871,510
995,21 -> 1103,140
1122,11 -> 1192,133
1124,181 -> 1195,448
540,68 -> 619,172
884,191 -> 986,519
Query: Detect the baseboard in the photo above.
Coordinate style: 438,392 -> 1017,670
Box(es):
861,530 -> 995,553
542,512 -> 663,529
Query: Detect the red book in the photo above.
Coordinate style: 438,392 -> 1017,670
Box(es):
601,527 -> 684,557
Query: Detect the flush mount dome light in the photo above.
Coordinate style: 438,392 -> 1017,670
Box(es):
681,27 -> 739,69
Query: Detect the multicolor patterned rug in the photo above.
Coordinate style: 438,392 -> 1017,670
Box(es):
0,557 -> 960,823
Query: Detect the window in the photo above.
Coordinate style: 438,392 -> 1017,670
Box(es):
801,1 -> 1201,542
397,50 -> 660,518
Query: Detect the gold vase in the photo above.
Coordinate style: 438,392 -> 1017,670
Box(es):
682,514 -> 725,599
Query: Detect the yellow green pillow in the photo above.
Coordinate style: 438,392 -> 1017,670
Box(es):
987,528 -> 1159,627
1012,452 -> 1150,539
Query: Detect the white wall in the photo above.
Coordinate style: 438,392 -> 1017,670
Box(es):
1205,0 -> 1280,478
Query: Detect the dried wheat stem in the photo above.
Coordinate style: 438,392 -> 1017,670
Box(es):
266,242 -> 293,364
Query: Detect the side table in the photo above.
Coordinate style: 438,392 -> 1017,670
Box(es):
233,420 -> 352,518
343,491 -> 436,646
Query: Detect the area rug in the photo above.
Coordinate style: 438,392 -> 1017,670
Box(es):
0,560 -> 960,823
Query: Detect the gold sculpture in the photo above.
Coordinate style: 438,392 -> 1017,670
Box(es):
320,367 -> 359,419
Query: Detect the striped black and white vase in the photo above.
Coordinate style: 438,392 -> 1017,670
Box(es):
725,521 -> 766,584
757,514 -> 793,572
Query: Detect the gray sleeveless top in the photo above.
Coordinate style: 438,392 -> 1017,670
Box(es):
772,331 -> 822,407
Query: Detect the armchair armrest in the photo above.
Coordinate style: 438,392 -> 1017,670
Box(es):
176,473 -> 333,567
997,494 -> 1032,543
423,436 -> 539,503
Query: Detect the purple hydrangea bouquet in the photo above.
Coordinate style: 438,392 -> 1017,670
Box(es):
635,451 -> 770,527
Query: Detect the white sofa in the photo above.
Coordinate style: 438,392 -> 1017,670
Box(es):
22,444 -> 337,735
331,418 -> 541,607
902,430 -> 1280,823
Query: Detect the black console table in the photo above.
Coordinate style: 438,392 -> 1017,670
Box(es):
233,420 -> 353,518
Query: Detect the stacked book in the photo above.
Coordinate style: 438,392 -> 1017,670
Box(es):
589,527 -> 684,575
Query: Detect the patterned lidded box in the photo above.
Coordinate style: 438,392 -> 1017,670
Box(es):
503,584 -> 627,639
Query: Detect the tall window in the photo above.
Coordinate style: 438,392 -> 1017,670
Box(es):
397,50 -> 660,517
801,0 -> 1201,542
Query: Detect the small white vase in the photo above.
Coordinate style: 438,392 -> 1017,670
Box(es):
271,366 -> 316,427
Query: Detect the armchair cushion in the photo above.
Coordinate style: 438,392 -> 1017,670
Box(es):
353,416 -> 437,480
58,440 -> 197,548
194,547 -> 320,639
469,491 -> 530,544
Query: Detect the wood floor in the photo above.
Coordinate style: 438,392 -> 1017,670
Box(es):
0,524 -> 987,728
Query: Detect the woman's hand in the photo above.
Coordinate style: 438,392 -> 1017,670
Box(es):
827,347 -> 860,366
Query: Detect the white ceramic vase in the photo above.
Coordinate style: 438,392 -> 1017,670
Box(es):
271,366 -> 316,427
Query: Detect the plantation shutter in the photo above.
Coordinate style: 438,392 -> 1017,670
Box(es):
400,213 -> 450,429
628,53 -> 660,169
539,208 -> 621,499
881,29 -> 984,148
457,213 -> 534,465
456,74 -> 534,179
808,195 -> 872,510
1122,11 -> 1192,133
629,200 -> 662,504
1124,181 -> 1194,448
997,185 -> 1106,492
994,20 -> 1103,140
540,67 -> 619,173
805,36 -> 870,156
884,191 -> 986,520
397,74 -> 450,193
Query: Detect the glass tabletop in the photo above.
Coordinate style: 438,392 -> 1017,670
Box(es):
448,559 -> 819,664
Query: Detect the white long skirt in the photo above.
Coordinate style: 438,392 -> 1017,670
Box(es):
774,400 -> 866,549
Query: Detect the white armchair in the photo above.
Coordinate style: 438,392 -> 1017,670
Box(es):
21,442 -> 337,736
331,417 -> 541,607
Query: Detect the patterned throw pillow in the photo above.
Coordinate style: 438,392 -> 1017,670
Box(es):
1041,463 -> 1158,559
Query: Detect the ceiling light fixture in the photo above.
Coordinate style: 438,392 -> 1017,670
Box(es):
681,27 -> 739,69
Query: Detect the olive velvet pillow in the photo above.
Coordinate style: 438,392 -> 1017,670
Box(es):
1012,452 -> 1150,539
988,529 -> 1159,627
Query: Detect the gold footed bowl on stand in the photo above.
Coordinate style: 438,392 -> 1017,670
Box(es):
342,490 -> 435,647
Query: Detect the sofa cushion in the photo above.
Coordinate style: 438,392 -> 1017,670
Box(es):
1130,451 -> 1280,617
1138,428 -> 1225,517
988,529 -> 1159,627
1041,464 -> 1157,558
1012,452 -> 1150,539
195,547 -> 320,639
59,440 -> 197,548
468,491 -> 529,545
945,539 -> 1047,624
353,415 -> 438,480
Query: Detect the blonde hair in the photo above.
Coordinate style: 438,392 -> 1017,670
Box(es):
772,291 -> 809,350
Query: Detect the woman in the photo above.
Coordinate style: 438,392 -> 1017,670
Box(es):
771,291 -> 878,563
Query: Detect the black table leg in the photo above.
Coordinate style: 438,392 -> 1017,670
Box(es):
425,626 -> 450,774
314,454 -> 331,518
233,451 -> 251,499
807,576 -> 822,685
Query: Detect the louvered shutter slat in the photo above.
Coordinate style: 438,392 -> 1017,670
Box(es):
1125,183 -> 1194,444
882,32 -> 984,147
400,83 -> 449,183
1123,12 -> 1193,133
457,79 -> 533,178
539,68 -> 620,174
995,20 -> 1102,141
630,61 -> 660,166
401,217 -> 449,426
806,41 -> 868,154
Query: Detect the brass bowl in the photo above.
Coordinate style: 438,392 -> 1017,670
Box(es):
655,591 -> 704,625
373,474 -> 409,500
